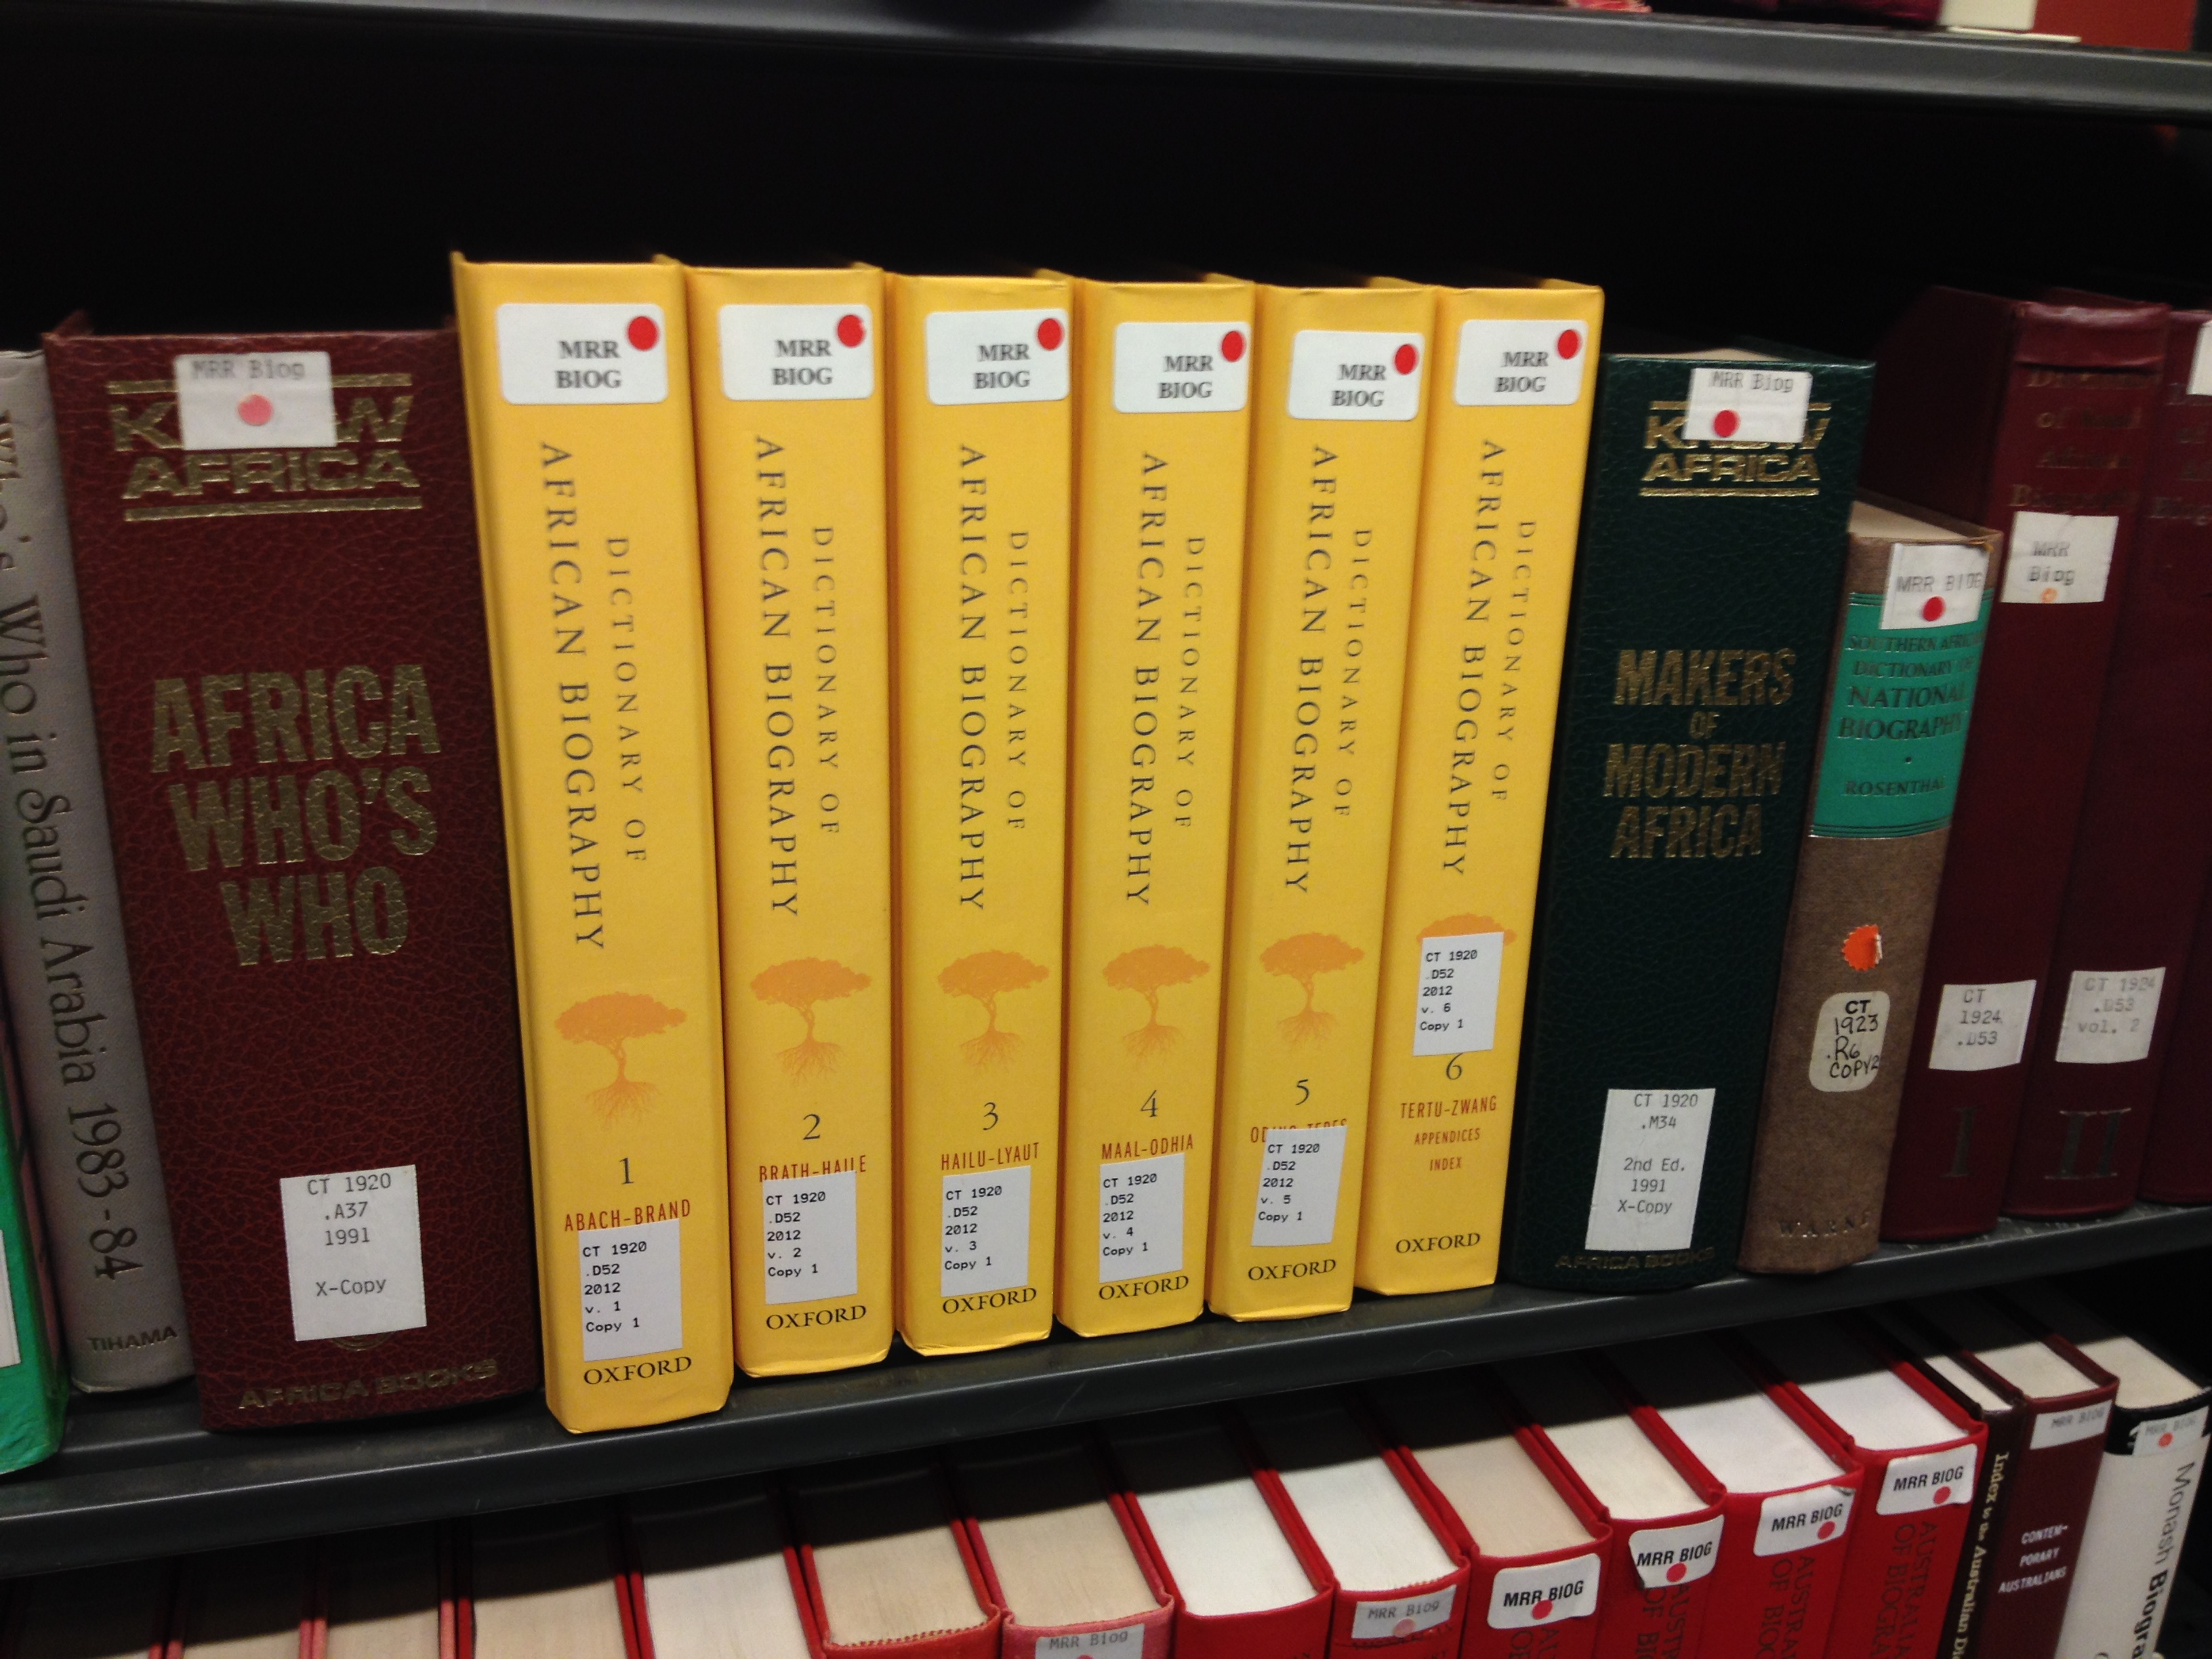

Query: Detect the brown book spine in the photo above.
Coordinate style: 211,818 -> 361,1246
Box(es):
1740,506 -> 2001,1271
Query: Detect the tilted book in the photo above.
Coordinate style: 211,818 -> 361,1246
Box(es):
0,350 -> 190,1389
453,258 -> 733,1431
1355,278 -> 1601,1298
1058,273 -> 1253,1336
1863,289 -> 2169,1240
887,273 -> 1073,1355
2005,299 -> 2212,1216
685,263 -> 895,1377
1208,277 -> 1432,1321
45,322 -> 538,1431
1738,499 -> 1999,1272
1502,346 -> 1871,1292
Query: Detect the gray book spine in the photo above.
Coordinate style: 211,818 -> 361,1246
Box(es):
0,352 -> 190,1388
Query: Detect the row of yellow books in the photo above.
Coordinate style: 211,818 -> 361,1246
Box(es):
451,259 -> 1603,1432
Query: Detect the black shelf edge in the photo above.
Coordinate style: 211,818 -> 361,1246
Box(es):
16,0 -> 2212,121
3,1199 -> 2207,1574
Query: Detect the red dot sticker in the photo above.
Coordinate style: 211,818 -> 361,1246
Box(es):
1557,329 -> 1582,360
1392,1619 -> 1415,1638
1532,1600 -> 1555,1621
2161,1431 -> 2176,1448
1394,343 -> 1419,375
837,313 -> 866,348
1818,1521 -> 1837,1540
627,315 -> 660,352
1713,409 -> 1740,438
236,394 -> 274,428
1222,329 -> 1247,364
1934,1486 -> 1953,1504
1666,1563 -> 1687,1583
1037,316 -> 1065,352
1922,596 -> 1946,622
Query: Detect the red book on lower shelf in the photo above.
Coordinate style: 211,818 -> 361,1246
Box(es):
1736,1318 -> 1984,1659
41,322 -> 537,1429
623,1479 -> 821,1659
1103,1409 -> 1335,1659
1492,1355 -> 1727,1659
1237,1391 -> 1473,1659
1605,1337 -> 1864,1659
1861,288 -> 2171,1240
785,1457 -> 1002,1659
2004,298 -> 2212,1217
1364,1371 -> 1610,1659
949,1433 -> 1176,1659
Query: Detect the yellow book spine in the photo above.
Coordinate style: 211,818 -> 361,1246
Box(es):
1058,277 -> 1254,1336
889,274 -> 1074,1354
1208,282 -> 1433,1320
453,258 -> 733,1431
686,265 -> 895,1375
1355,283 -> 1603,1294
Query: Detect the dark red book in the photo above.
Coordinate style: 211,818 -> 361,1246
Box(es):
43,322 -> 538,1429
1863,289 -> 2169,1240
2003,302 -> 2212,1216
2133,314 -> 2212,1206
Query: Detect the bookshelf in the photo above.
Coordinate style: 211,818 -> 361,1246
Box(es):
5,1201 -> 2207,1575
5,0 -> 2211,1599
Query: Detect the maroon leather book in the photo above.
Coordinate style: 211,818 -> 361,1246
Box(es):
2134,313 -> 2212,1206
43,323 -> 538,1429
2004,303 -> 2212,1216
1864,289 -> 2169,1240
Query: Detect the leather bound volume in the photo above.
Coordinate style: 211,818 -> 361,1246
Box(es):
2144,855 -> 2212,1202
1502,346 -> 1872,1292
1739,499 -> 1999,1273
1863,289 -> 2169,1240
43,323 -> 539,1430
2003,302 -> 2212,1217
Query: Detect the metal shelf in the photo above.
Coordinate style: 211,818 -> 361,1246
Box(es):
4,1199 -> 2207,1574
16,0 -> 2212,123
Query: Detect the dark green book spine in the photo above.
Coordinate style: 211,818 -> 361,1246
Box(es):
1503,354 -> 1872,1291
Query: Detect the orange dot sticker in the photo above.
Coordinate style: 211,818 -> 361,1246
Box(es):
1841,925 -> 1883,972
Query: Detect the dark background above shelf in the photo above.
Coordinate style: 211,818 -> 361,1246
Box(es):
16,0 -> 2212,122
7,6 -> 2212,367
5,1202 -> 2207,1576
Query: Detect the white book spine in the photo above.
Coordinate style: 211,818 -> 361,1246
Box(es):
2053,1424 -> 2207,1659
0,352 -> 190,1388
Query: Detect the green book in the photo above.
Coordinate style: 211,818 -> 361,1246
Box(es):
1502,348 -> 1872,1292
1,1033 -> 66,1471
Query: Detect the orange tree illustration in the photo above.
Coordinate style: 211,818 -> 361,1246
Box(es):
1420,913 -> 1515,945
939,950 -> 1048,1067
751,958 -> 872,1078
556,991 -> 686,1116
1261,933 -> 1364,1046
1104,945 -> 1210,1059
